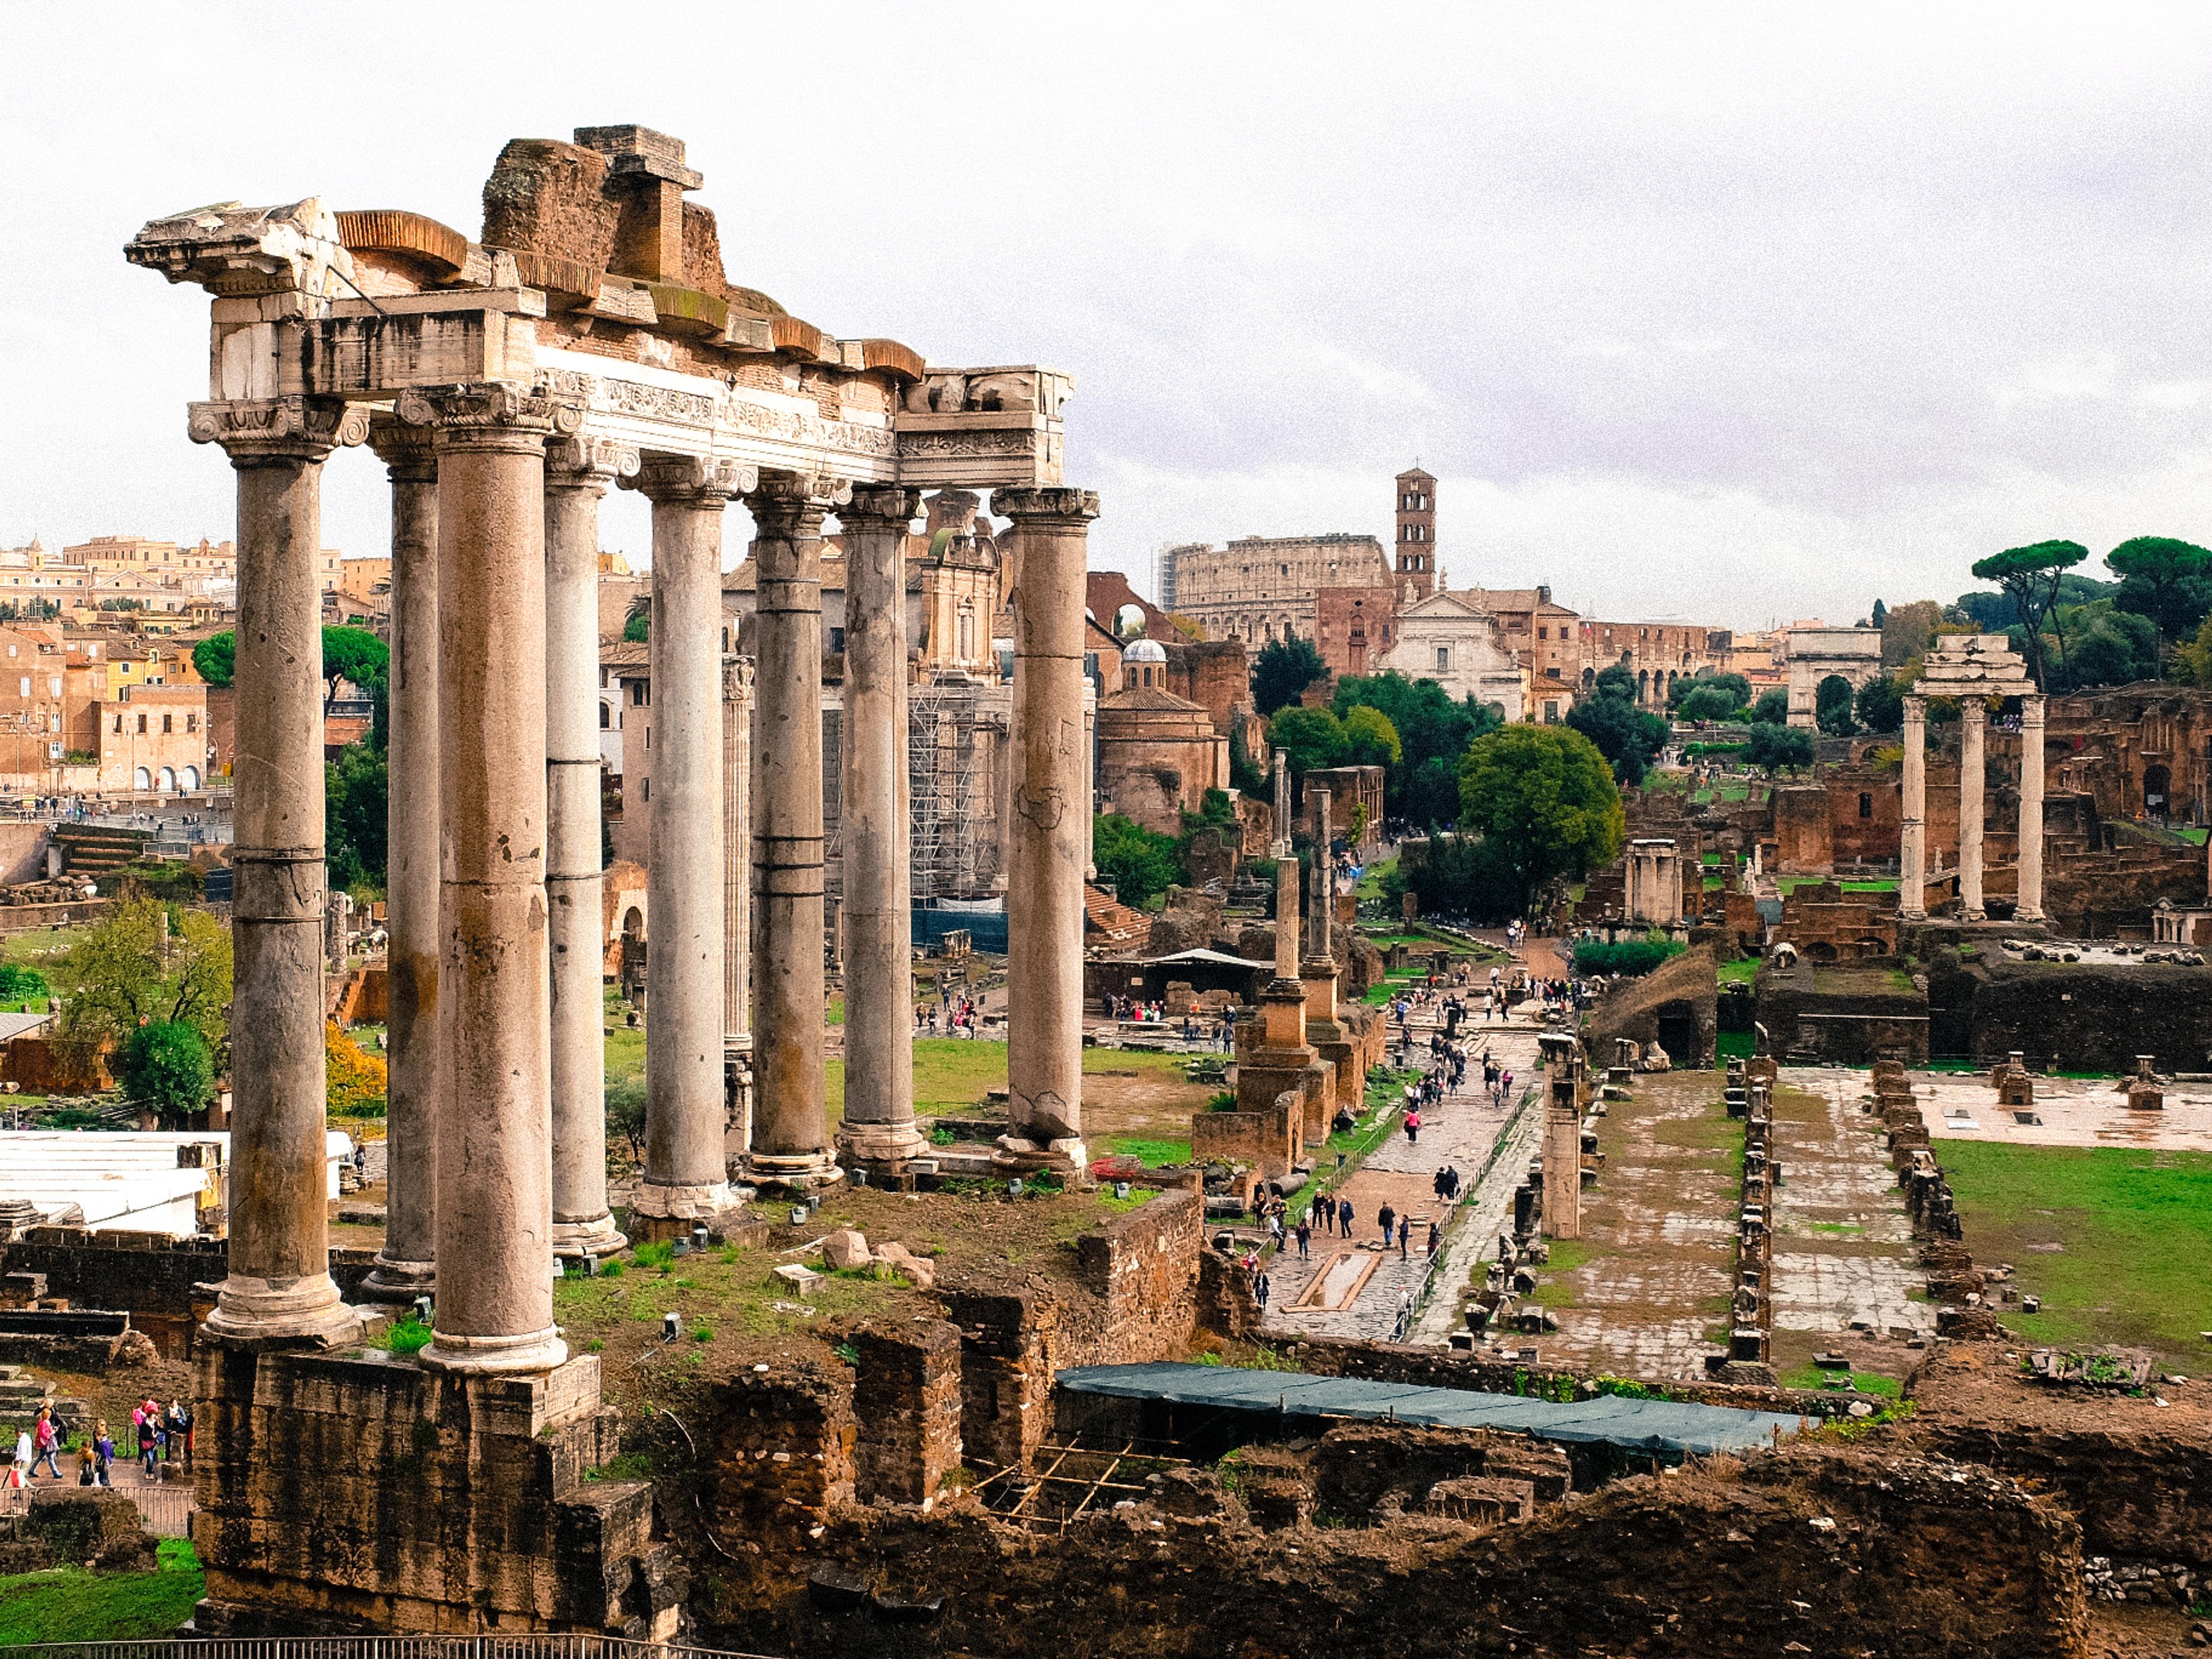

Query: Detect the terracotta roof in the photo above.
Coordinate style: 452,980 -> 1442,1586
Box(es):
1101,685 -> 1209,714
600,640 -> 651,671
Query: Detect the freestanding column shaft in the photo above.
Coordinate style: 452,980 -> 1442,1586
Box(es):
1275,852 -> 1302,979
722,657 -> 755,1162
192,398 -> 362,1347
2018,695 -> 2047,922
995,487 -> 1101,1173
403,385 -> 564,1374
1302,785 -> 1338,1024
1272,750 -> 1292,856
634,456 -> 749,1216
546,438 -> 636,1258
361,422 -> 440,1303
1901,695 -> 1927,922
744,472 -> 843,1187
838,486 -> 925,1166
1959,702 -> 1986,921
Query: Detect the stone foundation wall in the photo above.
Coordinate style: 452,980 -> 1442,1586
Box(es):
701,1365 -> 857,1548
1925,949 -> 2212,1070
850,1323 -> 961,1509
193,1344 -> 683,1638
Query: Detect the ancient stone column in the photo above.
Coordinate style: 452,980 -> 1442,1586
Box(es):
402,384 -> 565,1374
1275,844 -> 1302,980
545,437 -> 637,1259
191,398 -> 364,1347
997,488 -> 1101,1173
361,422 -> 439,1304
837,486 -> 926,1167
722,656 -> 755,1164
1302,786 -> 1338,1022
1900,695 -> 1927,922
634,456 -> 751,1217
1272,749 -> 1292,856
745,471 -> 843,1188
1959,701 -> 1986,921
2018,695 -> 2047,922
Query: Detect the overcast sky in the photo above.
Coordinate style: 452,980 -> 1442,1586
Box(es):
6,2 -> 2211,630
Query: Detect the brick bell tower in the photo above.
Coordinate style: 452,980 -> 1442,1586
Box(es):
1395,465 -> 1437,600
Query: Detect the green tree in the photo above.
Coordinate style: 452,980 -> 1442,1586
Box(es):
1749,688 -> 1790,725
1880,600 -> 1943,669
1854,676 -> 1906,733
1227,724 -> 1267,795
1341,704 -> 1402,769
2173,613 -> 2212,688
1746,723 -> 1816,775
1252,631 -> 1326,717
1567,680 -> 1667,786
1970,540 -> 2088,688
1092,813 -> 1185,907
1668,671 -> 1749,710
1268,706 -> 1347,777
623,592 -> 651,643
327,740 -> 390,892
605,1075 -> 648,1162
59,897 -> 233,1075
1457,724 -> 1624,914
1593,662 -> 1638,701
117,1020 -> 214,1131
1389,834 -> 1522,926
192,632 -> 235,687
1676,683 -> 1741,722
2050,604 -> 2158,691
1870,598 -> 1888,630
1815,673 -> 1858,736
2105,536 -> 2212,659
1330,670 -> 1499,830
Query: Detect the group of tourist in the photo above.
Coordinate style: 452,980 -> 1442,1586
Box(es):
4,1399 -> 189,1490
915,996 -> 983,1038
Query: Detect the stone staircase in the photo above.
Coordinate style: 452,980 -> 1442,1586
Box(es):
51,824 -> 151,875
1084,885 -> 1150,951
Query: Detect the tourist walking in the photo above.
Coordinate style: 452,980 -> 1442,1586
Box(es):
1296,1217 -> 1311,1259
8,1426 -> 28,1488
1404,1107 -> 1421,1145
1396,1216 -> 1411,1259
1376,1202 -> 1395,1247
1339,1199 -> 1356,1240
1254,1270 -> 1271,1312
1425,1221 -> 1441,1258
31,1407 -> 61,1480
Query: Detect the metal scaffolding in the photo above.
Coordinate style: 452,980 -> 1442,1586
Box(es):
908,677 -> 986,904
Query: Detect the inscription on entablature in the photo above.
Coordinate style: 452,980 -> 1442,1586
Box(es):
540,366 -> 895,456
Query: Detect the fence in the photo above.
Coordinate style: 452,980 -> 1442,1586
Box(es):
0,1639 -> 783,1659
0,1479 -> 196,1537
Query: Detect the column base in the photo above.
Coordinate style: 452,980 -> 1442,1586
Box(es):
552,1211 -> 630,1261
628,1177 -> 736,1219
741,1150 -> 845,1195
991,1134 -> 1090,1182
1901,908 -> 1928,923
356,1254 -> 436,1305
837,1119 -> 930,1166
1961,907 -> 1986,922
202,1271 -> 362,1348
417,1325 -> 569,1376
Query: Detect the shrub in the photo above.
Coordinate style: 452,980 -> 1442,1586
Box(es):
1571,937 -> 1687,976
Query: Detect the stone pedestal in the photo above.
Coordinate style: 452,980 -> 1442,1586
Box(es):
546,438 -> 635,1262
635,457 -> 747,1217
1900,696 -> 1927,922
744,473 -> 843,1190
361,423 -> 439,1303
192,398 -> 365,1348
996,488 -> 1100,1179
836,486 -> 927,1169
405,384 -> 564,1377
192,1344 -> 683,1637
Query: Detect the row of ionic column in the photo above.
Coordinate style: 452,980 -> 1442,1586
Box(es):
1900,694 -> 2046,924
194,386 -> 1098,1373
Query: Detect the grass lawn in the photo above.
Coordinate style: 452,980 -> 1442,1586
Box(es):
0,925 -> 88,969
1355,855 -> 1396,901
827,1040 -> 1200,1132
1938,1141 -> 2212,1367
1717,958 -> 1759,987
0,1537 -> 204,1643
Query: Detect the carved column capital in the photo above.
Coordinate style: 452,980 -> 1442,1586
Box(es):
546,434 -> 641,494
395,382 -> 573,453
745,469 -> 851,538
842,484 -> 922,528
993,486 -> 1101,527
367,416 -> 438,484
190,396 -> 369,464
721,653 -> 755,707
2020,694 -> 2046,727
631,453 -> 755,503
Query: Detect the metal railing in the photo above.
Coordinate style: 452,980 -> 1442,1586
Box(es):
0,1479 -> 195,1537
0,1638 -> 783,1659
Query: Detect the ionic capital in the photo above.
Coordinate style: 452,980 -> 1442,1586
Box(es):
631,453 -> 756,504
842,484 -> 922,529
993,486 -> 1101,528
366,417 -> 437,484
395,382 -> 575,452
546,435 -> 641,494
189,397 -> 369,464
745,469 -> 852,539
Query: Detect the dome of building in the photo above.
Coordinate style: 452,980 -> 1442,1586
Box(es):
1121,638 -> 1168,664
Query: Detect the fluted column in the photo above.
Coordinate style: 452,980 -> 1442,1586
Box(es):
546,437 -> 637,1258
722,657 -> 755,1162
361,421 -> 440,1303
1959,701 -> 1986,921
996,487 -> 1101,1173
2018,695 -> 2047,922
395,385 -> 565,1374
744,471 -> 844,1187
837,486 -> 925,1166
1901,695 -> 1927,922
632,455 -> 751,1216
191,397 -> 363,1347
